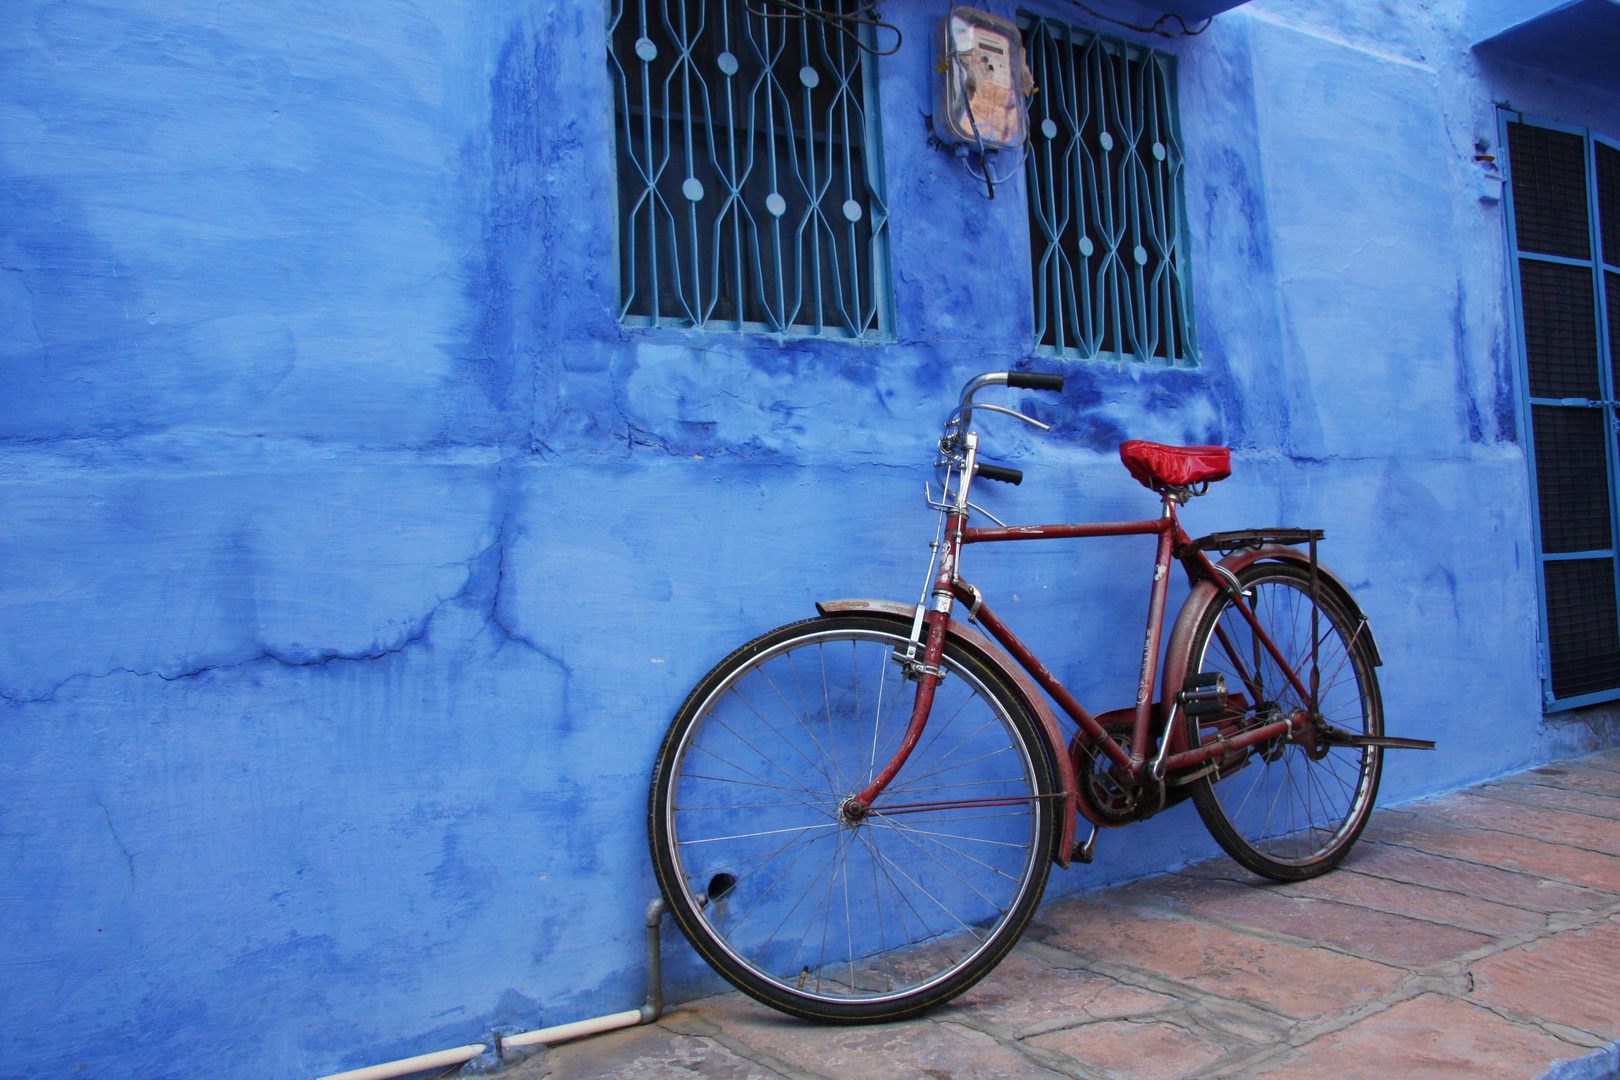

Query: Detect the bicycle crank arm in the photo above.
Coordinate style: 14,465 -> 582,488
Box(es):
1319,725 -> 1435,750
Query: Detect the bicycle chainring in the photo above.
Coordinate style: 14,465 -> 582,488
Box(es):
1073,724 -> 1153,825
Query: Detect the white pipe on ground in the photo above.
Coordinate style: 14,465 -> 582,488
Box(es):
500,1009 -> 643,1050
314,897 -> 668,1080
314,1044 -> 486,1080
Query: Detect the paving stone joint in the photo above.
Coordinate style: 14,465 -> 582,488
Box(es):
503,751 -> 1620,1080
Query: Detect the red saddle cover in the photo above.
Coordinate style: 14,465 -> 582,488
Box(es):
1119,441 -> 1232,489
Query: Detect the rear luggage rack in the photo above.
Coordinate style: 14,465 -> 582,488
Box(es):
1176,528 -> 1325,558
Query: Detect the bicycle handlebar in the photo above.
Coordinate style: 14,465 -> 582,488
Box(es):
975,462 -> 1024,485
953,370 -> 1066,435
946,371 -> 1063,494
958,370 -> 1066,407
1006,372 -> 1065,392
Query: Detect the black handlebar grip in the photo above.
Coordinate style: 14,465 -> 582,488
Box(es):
975,463 -> 1024,485
1006,371 -> 1065,392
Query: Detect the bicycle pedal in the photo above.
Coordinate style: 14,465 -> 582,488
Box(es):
1179,672 -> 1228,717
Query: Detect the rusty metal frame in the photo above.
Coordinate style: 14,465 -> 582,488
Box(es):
820,494 -> 1350,863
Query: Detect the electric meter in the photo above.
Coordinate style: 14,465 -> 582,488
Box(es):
935,7 -> 1030,151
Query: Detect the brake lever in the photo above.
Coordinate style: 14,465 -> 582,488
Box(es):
947,402 -> 1051,432
965,500 -> 1008,527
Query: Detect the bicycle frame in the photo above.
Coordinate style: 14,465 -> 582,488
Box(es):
652,370 -> 1428,1024
843,424 -> 1333,849
954,512 -> 1316,779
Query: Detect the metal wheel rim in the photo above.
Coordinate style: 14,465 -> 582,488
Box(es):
664,627 -> 1045,1006
1193,575 -> 1379,866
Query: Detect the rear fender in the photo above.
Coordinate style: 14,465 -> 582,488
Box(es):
816,598 -> 1081,867
1159,545 -> 1381,755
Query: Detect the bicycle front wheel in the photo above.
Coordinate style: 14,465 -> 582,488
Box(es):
649,615 -> 1057,1023
1183,563 -> 1384,881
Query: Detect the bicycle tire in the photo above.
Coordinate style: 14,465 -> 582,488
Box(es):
1182,563 -> 1384,882
649,614 -> 1058,1023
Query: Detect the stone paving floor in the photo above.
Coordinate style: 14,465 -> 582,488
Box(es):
511,750 -> 1620,1080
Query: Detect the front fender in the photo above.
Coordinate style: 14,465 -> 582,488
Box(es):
816,598 -> 1081,867
1159,545 -> 1381,755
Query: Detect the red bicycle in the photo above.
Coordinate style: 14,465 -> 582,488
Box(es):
649,371 -> 1433,1023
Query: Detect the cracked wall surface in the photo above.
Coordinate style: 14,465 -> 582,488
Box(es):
1,0 -> 1617,1077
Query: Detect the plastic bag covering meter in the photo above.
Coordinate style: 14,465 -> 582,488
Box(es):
935,7 -> 1031,150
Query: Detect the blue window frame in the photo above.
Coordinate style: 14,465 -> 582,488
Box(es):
1020,12 -> 1197,366
1501,110 -> 1620,708
607,0 -> 892,339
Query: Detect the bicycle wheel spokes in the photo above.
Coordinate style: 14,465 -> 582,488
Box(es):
652,617 -> 1055,1020
1187,566 -> 1383,879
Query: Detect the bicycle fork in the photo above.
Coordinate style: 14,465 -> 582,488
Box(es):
847,436 -> 983,816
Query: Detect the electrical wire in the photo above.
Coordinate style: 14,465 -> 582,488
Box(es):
943,15 -> 1030,198
951,48 -> 999,198
941,0 -> 1202,198
744,0 -> 902,56
1060,0 -> 1211,37
960,141 -> 1030,195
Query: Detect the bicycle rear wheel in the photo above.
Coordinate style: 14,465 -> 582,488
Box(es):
649,615 -> 1057,1023
1183,563 -> 1383,881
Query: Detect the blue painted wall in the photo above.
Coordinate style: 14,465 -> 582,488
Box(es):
1474,0 -> 1620,93
2,1 -> 1617,1076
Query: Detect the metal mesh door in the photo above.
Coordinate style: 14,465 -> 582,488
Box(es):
1506,116 -> 1620,704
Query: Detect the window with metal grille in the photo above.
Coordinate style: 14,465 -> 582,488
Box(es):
1020,13 -> 1196,365
607,0 -> 891,338
1503,113 -> 1620,706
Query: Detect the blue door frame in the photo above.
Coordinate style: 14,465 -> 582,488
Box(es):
1500,108 -> 1620,710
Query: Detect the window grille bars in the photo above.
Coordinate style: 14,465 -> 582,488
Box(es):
1022,14 -> 1196,365
608,0 -> 891,338
1504,114 -> 1620,705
